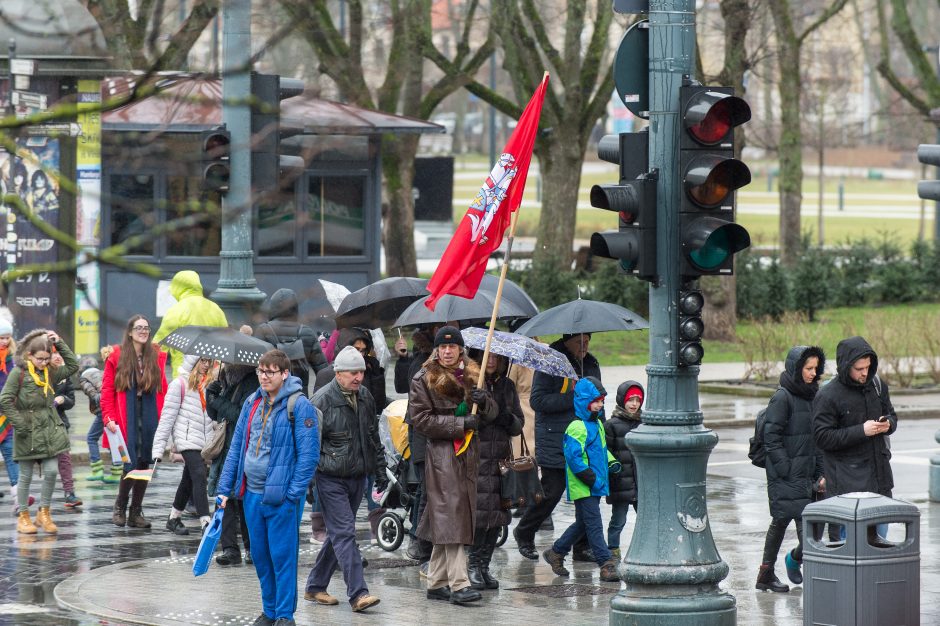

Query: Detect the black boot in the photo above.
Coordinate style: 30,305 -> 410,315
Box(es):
479,527 -> 500,589
112,475 -> 132,527
467,533 -> 486,591
755,563 -> 790,592
127,480 -> 151,528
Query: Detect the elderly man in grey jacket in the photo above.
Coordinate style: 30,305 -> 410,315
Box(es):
303,346 -> 387,613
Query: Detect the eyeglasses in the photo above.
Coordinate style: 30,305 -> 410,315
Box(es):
31,355 -> 50,363
256,368 -> 283,378
132,326 -> 151,333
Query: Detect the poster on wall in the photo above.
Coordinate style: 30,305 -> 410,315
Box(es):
0,138 -> 61,334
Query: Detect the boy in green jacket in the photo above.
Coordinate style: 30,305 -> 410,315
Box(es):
542,376 -> 621,582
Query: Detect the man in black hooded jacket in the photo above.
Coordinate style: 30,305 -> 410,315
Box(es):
256,288 -> 328,392
813,336 -> 896,499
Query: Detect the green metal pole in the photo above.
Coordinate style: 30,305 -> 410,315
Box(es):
214,0 -> 266,323
610,1 -> 736,623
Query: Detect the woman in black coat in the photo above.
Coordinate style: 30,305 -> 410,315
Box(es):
757,345 -> 825,593
206,363 -> 259,566
468,351 -> 523,591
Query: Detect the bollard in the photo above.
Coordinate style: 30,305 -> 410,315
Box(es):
803,492 -> 920,626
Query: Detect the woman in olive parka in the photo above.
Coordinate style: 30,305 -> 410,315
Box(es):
0,329 -> 79,534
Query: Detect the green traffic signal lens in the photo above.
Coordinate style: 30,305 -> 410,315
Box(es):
690,229 -> 731,270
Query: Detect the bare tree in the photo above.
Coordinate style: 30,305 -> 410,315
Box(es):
768,0 -> 849,266
432,1 -> 621,273
279,0 -> 494,277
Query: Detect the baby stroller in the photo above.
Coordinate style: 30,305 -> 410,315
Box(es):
372,399 -> 418,552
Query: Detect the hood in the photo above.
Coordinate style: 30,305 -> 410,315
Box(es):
574,377 -> 605,421
615,380 -> 644,410
267,288 -> 299,321
169,270 -> 204,302
178,354 -> 200,377
835,336 -> 877,388
411,328 -> 434,357
13,328 -> 50,367
261,374 -> 303,403
340,327 -> 372,351
221,363 -> 256,387
780,345 -> 826,400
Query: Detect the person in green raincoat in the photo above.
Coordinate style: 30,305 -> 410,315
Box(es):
153,270 -> 228,376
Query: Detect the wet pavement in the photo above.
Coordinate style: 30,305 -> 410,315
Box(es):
1,373 -> 938,625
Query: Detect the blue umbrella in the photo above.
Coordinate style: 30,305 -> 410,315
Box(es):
461,327 -> 578,379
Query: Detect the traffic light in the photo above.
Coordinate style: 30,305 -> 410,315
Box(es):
677,284 -> 704,366
200,126 -> 231,194
917,144 -> 940,200
678,84 -> 751,278
589,132 -> 658,282
250,73 -> 305,196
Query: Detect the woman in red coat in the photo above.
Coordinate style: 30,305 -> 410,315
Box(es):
101,314 -> 168,529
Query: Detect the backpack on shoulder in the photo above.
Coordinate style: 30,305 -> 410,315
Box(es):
748,388 -> 790,468
262,323 -> 310,378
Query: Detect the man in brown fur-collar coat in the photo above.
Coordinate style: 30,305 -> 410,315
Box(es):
409,326 -> 496,605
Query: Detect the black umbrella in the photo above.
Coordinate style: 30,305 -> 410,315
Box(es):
512,299 -> 649,337
333,277 -> 429,329
479,275 -> 539,318
158,325 -> 273,365
394,291 -> 531,328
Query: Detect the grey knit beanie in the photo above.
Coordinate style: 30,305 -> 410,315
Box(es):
333,345 -> 366,372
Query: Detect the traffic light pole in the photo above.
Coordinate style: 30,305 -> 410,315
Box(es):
610,0 -> 735,623
214,0 -> 267,322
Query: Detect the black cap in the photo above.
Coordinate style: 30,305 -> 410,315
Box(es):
434,326 -> 464,348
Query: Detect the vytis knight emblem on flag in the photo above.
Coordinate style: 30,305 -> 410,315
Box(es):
467,152 -> 517,245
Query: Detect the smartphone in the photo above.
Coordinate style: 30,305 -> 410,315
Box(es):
877,416 -> 888,423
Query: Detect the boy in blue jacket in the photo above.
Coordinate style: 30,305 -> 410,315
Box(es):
217,350 -> 320,626
542,376 -> 621,582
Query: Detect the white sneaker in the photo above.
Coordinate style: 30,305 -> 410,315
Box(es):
309,532 -> 325,545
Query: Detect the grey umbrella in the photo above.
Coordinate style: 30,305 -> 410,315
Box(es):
394,291 -> 531,327
512,299 -> 649,337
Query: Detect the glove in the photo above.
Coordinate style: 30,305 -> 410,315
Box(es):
469,387 -> 489,407
374,475 -> 390,493
463,413 -> 480,431
575,468 -> 596,488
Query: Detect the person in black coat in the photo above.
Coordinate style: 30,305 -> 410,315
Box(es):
255,288 -> 328,392
514,333 -> 601,561
206,363 -> 260,566
604,380 -> 644,560
757,345 -> 825,593
467,351 -> 523,591
813,336 -> 896,499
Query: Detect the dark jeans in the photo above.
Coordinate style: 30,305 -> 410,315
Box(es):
305,473 -> 369,603
762,516 -> 804,565
86,411 -> 103,463
515,466 -> 567,542
552,496 -> 611,565
172,449 -> 210,518
220,497 -> 250,552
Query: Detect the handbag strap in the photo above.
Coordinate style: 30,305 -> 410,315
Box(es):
515,430 -> 531,459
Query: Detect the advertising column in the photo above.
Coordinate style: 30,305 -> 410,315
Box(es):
74,79 -> 102,355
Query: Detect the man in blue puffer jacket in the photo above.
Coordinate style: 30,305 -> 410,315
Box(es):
218,350 -> 320,626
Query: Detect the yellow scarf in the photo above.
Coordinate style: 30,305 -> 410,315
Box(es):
27,361 -> 51,396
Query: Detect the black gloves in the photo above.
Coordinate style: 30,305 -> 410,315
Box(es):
575,468 -> 596,488
463,413 -> 480,431
469,387 -> 489,407
374,475 -> 390,493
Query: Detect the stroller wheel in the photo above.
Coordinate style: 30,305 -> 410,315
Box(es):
376,511 -> 405,552
496,524 -> 508,547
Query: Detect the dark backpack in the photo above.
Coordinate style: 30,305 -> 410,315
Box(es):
748,388 -> 790,468
262,323 -> 311,379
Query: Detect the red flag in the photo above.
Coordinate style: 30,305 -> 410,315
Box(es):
425,74 -> 549,310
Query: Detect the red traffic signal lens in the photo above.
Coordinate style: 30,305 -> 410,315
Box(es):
684,92 -> 751,146
203,132 -> 230,158
688,105 -> 731,145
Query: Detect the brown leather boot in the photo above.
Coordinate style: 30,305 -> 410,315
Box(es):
112,501 -> 127,527
127,506 -> 151,529
35,506 -> 58,534
127,480 -> 151,528
17,510 -> 37,534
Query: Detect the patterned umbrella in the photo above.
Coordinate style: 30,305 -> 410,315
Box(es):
461,327 -> 578,379
158,325 -> 272,365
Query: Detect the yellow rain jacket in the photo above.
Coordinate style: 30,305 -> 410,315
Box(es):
153,270 -> 228,375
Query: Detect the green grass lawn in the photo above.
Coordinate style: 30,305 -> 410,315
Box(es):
559,302 -> 940,366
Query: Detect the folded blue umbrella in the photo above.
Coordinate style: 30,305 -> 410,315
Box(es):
193,497 -> 224,577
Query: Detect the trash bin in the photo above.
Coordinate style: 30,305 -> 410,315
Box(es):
802,492 -> 920,626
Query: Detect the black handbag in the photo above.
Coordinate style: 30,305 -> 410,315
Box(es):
498,433 -> 544,510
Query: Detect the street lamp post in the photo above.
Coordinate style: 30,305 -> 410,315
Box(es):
213,0 -> 266,323
610,1 -> 735,623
